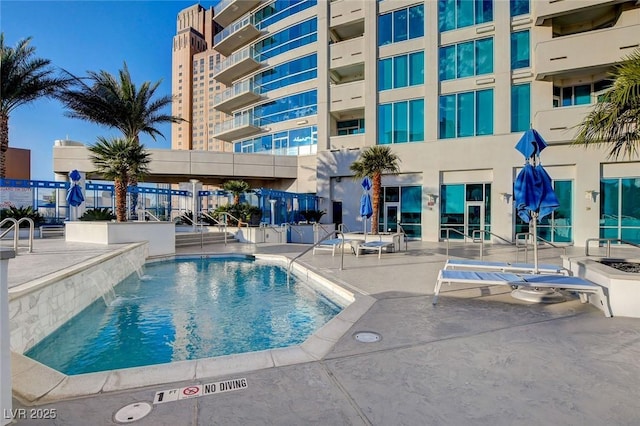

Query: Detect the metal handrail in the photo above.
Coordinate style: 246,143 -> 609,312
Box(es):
201,211 -> 228,245
178,214 -> 205,248
0,218 -> 34,253
313,223 -> 334,243
515,232 -> 568,263
396,224 -> 409,251
471,230 -> 513,260
337,223 -> 351,233
585,238 -> 640,257
288,223 -> 304,243
442,228 -> 474,258
288,231 -> 346,273
138,210 -> 162,222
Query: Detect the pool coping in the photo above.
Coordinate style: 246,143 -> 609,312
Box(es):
11,252 -> 376,405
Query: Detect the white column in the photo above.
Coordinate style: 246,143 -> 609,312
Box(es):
0,249 -> 16,426
190,180 -> 201,231
269,200 -> 277,225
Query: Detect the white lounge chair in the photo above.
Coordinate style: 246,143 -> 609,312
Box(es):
433,269 -> 612,317
356,240 -> 395,258
444,259 -> 568,275
313,238 -> 362,256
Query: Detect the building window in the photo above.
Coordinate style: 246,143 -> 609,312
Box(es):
234,125 -> 318,156
378,4 -> 424,46
439,0 -> 493,32
553,81 -> 612,107
254,54 -> 317,93
517,180 -> 573,243
439,37 -> 493,81
510,30 -> 530,69
254,18 -> 317,61
378,99 -> 424,144
253,0 -> 316,30
510,0 -> 529,17
440,183 -> 492,239
600,177 -> 640,244
511,83 -> 530,132
378,51 -> 424,91
337,119 -> 365,135
439,89 -> 494,138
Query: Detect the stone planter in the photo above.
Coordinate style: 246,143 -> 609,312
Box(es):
65,221 -> 175,257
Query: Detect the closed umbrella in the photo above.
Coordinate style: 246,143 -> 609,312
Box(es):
66,169 -> 85,207
360,177 -> 373,237
513,129 -> 559,274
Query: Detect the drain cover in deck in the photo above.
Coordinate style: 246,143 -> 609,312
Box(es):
114,402 -> 152,423
354,331 -> 381,343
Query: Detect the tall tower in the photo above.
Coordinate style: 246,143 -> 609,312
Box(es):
171,4 -> 230,152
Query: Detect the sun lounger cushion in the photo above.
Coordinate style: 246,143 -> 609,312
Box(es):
433,269 -> 611,317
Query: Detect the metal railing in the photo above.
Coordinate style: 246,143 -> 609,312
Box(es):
288,231 -> 346,273
585,238 -> 640,257
179,214 -> 205,248
137,210 -> 162,222
442,228 -> 474,258
201,212 -> 229,245
0,218 -> 34,253
212,46 -> 256,76
515,232 -> 568,263
337,223 -> 351,233
214,13 -> 254,45
471,230 -> 513,260
313,223 -> 334,243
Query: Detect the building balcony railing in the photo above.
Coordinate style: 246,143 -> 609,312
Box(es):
213,111 -> 263,142
534,0 -> 621,25
213,0 -> 263,28
212,46 -> 262,86
533,104 -> 592,143
535,24 -> 640,81
329,133 -> 365,150
213,13 -> 262,57
330,80 -> 365,113
213,79 -> 263,114
329,36 -> 365,83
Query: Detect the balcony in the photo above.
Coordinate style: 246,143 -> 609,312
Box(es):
213,0 -> 262,28
212,46 -> 262,86
214,14 -> 262,57
329,133 -> 365,150
213,79 -> 263,114
330,80 -> 365,113
213,111 -> 263,142
534,0 -> 625,25
330,0 -> 365,39
329,36 -> 365,83
535,25 -> 640,80
533,105 -> 592,143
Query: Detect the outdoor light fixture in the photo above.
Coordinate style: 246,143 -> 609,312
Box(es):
427,193 -> 439,203
585,190 -> 598,202
500,193 -> 512,203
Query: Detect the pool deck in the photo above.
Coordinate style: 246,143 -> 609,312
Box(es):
5,238 -> 640,425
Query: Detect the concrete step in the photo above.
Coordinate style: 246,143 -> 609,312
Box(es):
175,232 -> 238,247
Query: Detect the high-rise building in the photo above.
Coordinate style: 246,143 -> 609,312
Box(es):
172,0 -> 640,245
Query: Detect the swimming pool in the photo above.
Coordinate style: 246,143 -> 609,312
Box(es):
25,257 -> 342,375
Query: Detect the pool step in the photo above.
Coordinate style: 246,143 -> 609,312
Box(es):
175,231 -> 239,247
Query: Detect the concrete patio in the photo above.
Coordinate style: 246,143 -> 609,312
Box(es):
4,238 -> 640,425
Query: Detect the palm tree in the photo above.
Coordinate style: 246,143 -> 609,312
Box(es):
0,33 -> 68,178
350,146 -> 400,235
223,180 -> 250,205
57,62 -> 182,213
88,137 -> 151,222
573,48 -> 640,159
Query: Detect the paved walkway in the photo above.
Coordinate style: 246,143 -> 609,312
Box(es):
6,238 -> 640,425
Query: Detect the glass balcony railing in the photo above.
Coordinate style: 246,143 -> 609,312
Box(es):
212,46 -> 256,76
213,0 -> 234,16
214,111 -> 257,135
214,13 -> 254,46
214,79 -> 260,105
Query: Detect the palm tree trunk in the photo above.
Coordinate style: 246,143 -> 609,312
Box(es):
371,172 -> 382,235
115,179 -> 128,222
0,113 -> 9,179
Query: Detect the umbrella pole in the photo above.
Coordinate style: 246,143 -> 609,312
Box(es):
532,211 -> 539,274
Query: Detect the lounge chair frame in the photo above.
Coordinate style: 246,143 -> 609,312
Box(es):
443,259 -> 569,275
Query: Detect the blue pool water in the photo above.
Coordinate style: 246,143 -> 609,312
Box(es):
26,257 -> 342,375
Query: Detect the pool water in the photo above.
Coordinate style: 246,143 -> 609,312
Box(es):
26,257 -> 342,375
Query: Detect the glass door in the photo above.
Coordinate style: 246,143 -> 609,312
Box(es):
383,202 -> 399,233
465,201 -> 484,239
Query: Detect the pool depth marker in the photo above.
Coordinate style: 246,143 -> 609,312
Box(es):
153,377 -> 248,404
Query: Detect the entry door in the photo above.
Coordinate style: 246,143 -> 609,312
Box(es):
383,202 -> 399,233
465,201 -> 484,238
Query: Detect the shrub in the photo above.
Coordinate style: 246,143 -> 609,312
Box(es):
79,208 -> 116,221
0,206 -> 45,227
300,209 -> 326,223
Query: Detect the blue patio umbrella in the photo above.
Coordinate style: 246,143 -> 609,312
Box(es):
66,169 -> 85,208
360,177 -> 373,236
514,129 -> 559,273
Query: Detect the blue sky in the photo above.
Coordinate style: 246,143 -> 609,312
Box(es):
2,0 -> 214,180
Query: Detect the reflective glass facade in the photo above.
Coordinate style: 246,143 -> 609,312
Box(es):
254,54 -> 317,94
516,180 -> 573,243
253,90 -> 317,126
439,37 -> 493,81
440,183 -> 492,239
378,4 -> 425,46
510,30 -> 530,69
253,0 -> 316,30
235,126 -> 318,155
439,89 -> 494,138
600,178 -> 640,244
511,83 -> 530,132
254,18 -> 317,61
439,0 -> 493,32
378,99 -> 425,144
510,0 -> 530,17
378,51 -> 424,91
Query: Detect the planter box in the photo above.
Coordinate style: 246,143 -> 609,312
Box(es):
65,221 -> 175,257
